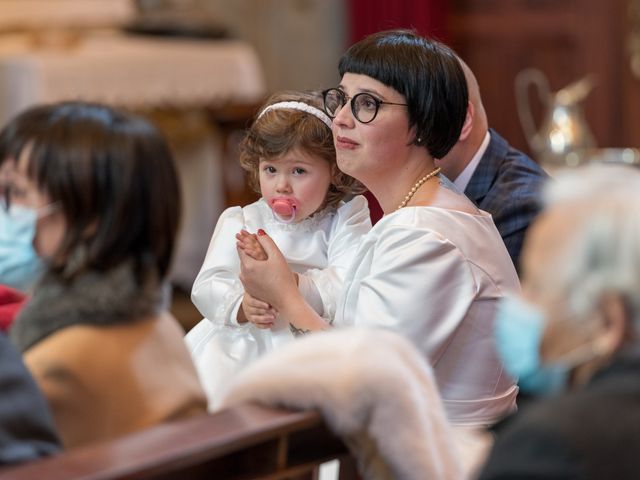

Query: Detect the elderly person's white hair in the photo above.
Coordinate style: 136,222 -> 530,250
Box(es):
541,164 -> 640,325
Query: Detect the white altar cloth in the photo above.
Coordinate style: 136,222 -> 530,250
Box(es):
0,31 -> 266,290
0,31 -> 265,125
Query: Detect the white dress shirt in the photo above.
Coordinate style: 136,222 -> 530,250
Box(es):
453,131 -> 491,191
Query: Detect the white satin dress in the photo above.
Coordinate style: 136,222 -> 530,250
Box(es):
335,190 -> 521,426
186,195 -> 371,409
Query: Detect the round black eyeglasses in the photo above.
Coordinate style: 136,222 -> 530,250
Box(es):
322,88 -> 408,124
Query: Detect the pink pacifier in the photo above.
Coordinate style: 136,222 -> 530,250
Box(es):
271,198 -> 297,223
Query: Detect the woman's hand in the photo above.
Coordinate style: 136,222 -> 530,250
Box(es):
236,229 -> 298,312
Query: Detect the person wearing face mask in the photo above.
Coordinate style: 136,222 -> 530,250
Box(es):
480,164 -> 640,480
3,101 -> 207,448
0,110 -> 53,292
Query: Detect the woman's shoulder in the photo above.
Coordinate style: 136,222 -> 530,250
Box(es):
370,211 -> 466,259
24,313 -> 192,376
377,205 -> 491,235
376,207 -> 517,285
370,207 -> 500,262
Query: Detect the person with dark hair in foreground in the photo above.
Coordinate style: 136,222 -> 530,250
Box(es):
1,101 -> 207,448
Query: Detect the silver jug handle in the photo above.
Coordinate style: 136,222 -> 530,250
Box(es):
555,74 -> 596,105
515,68 -> 552,152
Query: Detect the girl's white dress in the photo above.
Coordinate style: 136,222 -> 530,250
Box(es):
186,195 -> 371,409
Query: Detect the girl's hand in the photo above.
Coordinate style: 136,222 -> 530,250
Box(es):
237,229 -> 298,311
239,292 -> 277,328
236,230 -> 268,261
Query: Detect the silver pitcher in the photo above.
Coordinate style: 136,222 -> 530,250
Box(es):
515,68 -> 596,168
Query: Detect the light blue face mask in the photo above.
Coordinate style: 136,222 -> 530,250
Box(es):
0,203 -> 44,291
494,295 -> 571,396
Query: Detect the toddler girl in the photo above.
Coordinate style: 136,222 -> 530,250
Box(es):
186,91 -> 371,408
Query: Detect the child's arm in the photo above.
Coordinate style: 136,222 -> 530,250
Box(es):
192,207 -> 247,325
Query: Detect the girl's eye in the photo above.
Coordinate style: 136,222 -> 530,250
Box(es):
263,166 -> 277,173
293,167 -> 306,175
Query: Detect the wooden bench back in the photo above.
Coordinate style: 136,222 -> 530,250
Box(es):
0,403 -> 356,479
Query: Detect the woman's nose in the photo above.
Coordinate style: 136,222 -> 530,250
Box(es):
332,99 -> 355,128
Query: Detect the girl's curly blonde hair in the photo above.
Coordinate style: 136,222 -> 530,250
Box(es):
239,91 -> 365,210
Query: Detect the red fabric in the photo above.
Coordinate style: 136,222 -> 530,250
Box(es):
0,285 -> 27,332
364,191 -> 383,224
347,0 -> 449,44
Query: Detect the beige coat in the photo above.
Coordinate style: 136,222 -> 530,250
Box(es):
24,312 -> 207,449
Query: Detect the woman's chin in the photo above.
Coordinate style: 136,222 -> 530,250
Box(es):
336,157 -> 359,178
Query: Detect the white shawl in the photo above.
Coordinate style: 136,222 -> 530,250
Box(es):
220,328 -> 469,480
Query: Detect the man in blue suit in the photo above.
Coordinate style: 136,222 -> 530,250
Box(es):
437,60 -> 548,273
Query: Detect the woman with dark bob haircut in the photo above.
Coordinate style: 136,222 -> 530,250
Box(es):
1,101 -> 206,448
236,30 -> 521,428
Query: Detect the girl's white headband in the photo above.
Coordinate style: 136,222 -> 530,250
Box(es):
257,101 -> 332,129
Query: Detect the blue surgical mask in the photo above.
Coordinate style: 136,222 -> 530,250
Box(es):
494,295 -> 570,395
0,204 -> 44,291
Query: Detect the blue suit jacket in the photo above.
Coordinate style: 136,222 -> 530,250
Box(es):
464,129 -> 548,273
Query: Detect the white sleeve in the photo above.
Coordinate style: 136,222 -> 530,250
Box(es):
301,195 -> 372,320
191,207 -> 246,326
350,225 -> 477,364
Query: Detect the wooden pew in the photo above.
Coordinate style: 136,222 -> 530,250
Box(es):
0,403 -> 357,479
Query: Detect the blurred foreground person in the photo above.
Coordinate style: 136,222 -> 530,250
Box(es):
482,164 -> 640,479
2,102 -> 206,448
0,332 -> 59,465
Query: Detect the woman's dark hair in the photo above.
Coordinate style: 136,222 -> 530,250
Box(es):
0,101 -> 180,283
338,29 -> 468,159
239,91 -> 364,209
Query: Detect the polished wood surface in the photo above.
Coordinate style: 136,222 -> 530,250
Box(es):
0,403 -> 352,480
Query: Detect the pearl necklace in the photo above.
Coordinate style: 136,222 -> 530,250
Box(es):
396,167 -> 441,210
